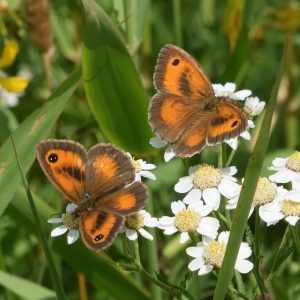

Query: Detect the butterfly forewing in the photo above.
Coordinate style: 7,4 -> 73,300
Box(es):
154,44 -> 214,99
36,140 -> 87,203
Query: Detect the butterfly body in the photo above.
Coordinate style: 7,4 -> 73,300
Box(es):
149,44 -> 248,157
36,139 -> 148,251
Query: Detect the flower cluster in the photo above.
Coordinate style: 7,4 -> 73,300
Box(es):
0,40 -> 29,107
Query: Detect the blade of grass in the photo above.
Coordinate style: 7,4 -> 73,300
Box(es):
213,54 -> 284,299
11,137 -> 66,300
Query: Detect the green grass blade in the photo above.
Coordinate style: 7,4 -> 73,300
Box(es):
0,68 -> 81,216
11,137 -> 66,299
0,270 -> 56,300
81,0 -> 153,155
213,57 -> 284,299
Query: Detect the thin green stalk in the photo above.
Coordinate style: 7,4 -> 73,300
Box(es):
144,199 -> 162,300
267,225 -> 289,283
123,0 -> 135,46
172,0 -> 183,47
217,145 -> 223,168
226,149 -> 237,167
291,224 -> 300,255
213,48 -> 285,299
234,271 -> 246,296
11,138 -> 66,300
181,158 -> 189,173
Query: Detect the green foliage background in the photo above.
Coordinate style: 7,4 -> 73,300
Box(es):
0,0 -> 300,299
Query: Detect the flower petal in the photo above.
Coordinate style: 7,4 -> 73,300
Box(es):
126,229 -> 138,240
269,169 -> 296,183
188,258 -> 204,271
221,166 -> 237,176
171,201 -> 186,214
51,225 -> 68,237
66,203 -> 78,213
139,228 -> 153,240
143,163 -> 156,170
285,216 -> 299,226
183,188 -> 202,204
163,226 -> 178,235
235,259 -> 253,273
198,264 -> 213,275
186,246 -> 204,258
47,218 -> 63,224
164,146 -> 176,162
140,170 -> 156,180
150,136 -> 166,148
218,178 -> 240,199
67,229 -> 80,244
174,177 -> 193,193
180,232 -> 190,244
202,188 -> 220,210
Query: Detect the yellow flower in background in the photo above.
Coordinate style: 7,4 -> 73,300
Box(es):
0,40 -> 19,69
0,39 -> 30,107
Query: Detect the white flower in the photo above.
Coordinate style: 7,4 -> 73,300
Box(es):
269,151 -> 300,183
186,231 -> 253,275
158,200 -> 220,243
212,82 -> 252,101
259,189 -> 300,226
175,164 -> 240,210
127,153 -> 156,181
0,88 -> 21,107
226,177 -> 286,218
244,96 -> 265,117
123,210 -> 157,241
149,135 -> 176,162
47,203 -> 80,244
225,120 -> 254,150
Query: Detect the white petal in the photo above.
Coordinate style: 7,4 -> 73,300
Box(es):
138,228 -> 153,240
189,165 -> 200,175
150,136 -> 166,148
189,201 -> 211,216
126,229 -> 138,240
180,232 -> 190,244
198,264 -> 213,275
144,217 -> 158,227
171,201 -> 186,214
292,179 -> 300,190
143,163 -> 156,170
158,216 -> 175,227
135,173 -> 142,181
47,218 -> 63,224
285,216 -> 299,226
269,169 -> 296,183
183,188 -> 202,204
218,231 -> 230,243
51,225 -> 68,237
225,138 -> 238,150
188,258 -> 204,271
237,243 -> 252,259
164,146 -> 176,162
272,157 -> 287,168
221,166 -> 237,176
202,188 -> 220,210
140,170 -> 156,180
235,259 -> 253,273
163,226 -> 178,235
174,177 -> 193,193
197,217 -> 219,239
240,131 -> 251,140
259,203 -> 283,225
226,196 -> 238,210
219,178 -> 240,199
224,82 -> 236,92
186,246 -> 203,258
67,229 -> 80,244
234,89 -> 252,100
66,203 -> 77,213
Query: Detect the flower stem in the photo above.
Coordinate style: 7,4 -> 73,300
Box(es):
172,0 -> 183,47
226,149 -> 237,167
291,224 -> 300,255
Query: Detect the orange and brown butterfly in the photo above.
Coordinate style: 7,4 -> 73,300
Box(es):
36,139 -> 148,251
148,44 -> 248,157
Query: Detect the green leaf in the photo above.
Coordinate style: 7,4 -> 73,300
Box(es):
9,190 -> 151,300
0,270 -> 56,300
82,0 -> 153,155
0,68 -> 81,216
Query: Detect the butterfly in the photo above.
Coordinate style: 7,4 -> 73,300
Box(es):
36,140 -> 148,251
148,44 -> 248,157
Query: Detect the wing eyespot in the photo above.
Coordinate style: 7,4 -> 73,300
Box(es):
231,120 -> 239,128
48,153 -> 58,163
94,234 -> 104,241
172,58 -> 180,66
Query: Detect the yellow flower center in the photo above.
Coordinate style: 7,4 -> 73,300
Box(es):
125,212 -> 144,229
286,151 -> 300,172
193,164 -> 222,190
203,240 -> 226,268
63,213 -> 79,230
282,199 -> 300,217
131,158 -> 142,173
174,208 -> 201,232
0,76 -> 29,93
253,177 -> 277,206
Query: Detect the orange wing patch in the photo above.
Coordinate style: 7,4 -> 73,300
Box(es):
149,93 -> 202,144
80,210 -> 124,251
206,101 -> 248,145
96,181 -> 147,216
154,44 -> 214,99
36,140 -> 87,203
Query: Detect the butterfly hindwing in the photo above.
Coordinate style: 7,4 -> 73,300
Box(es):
36,140 -> 87,203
